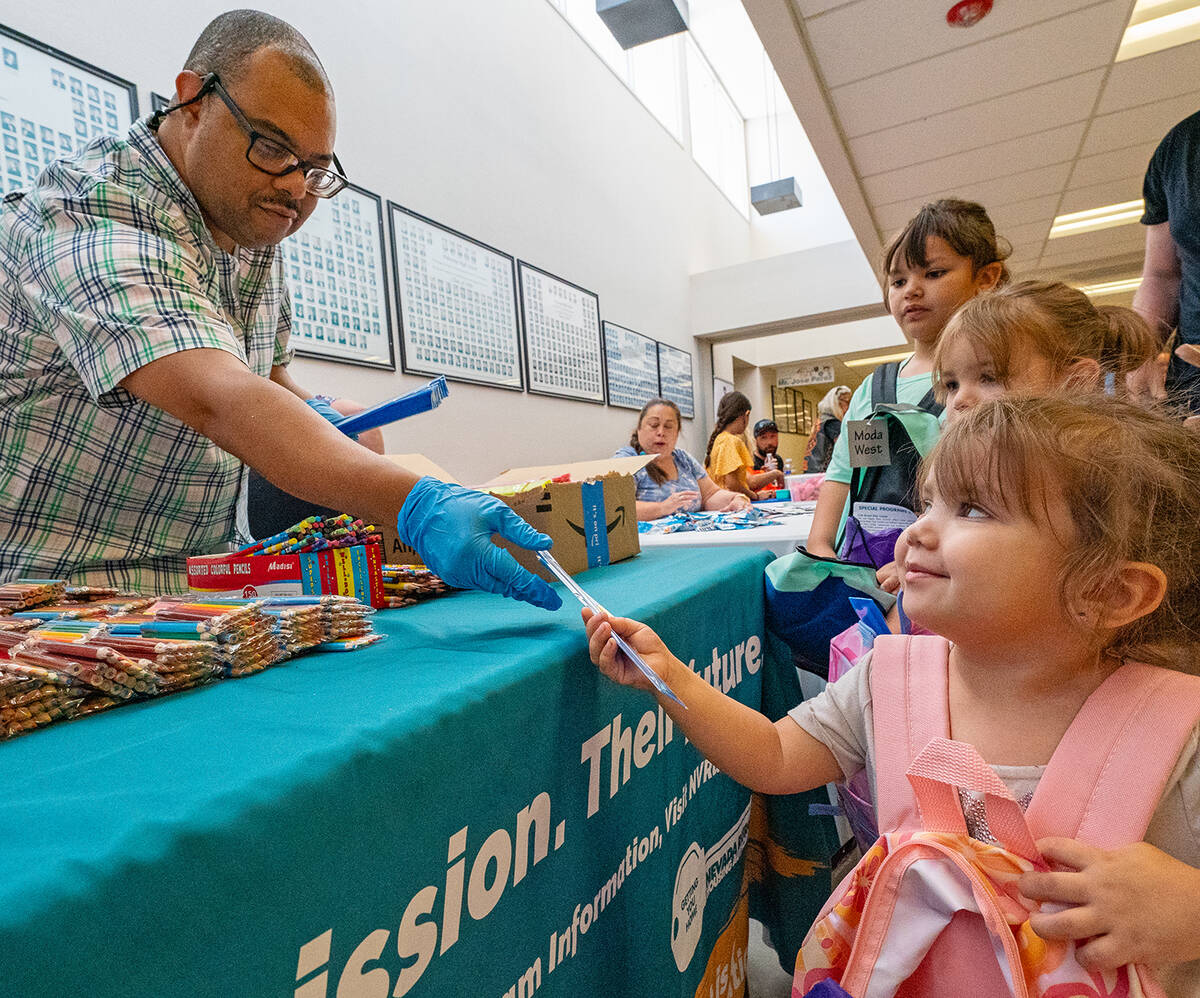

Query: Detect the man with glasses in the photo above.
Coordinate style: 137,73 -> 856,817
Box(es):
0,11 -> 560,611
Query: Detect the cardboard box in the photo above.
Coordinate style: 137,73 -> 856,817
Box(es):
479,456 -> 650,580
376,454 -> 650,580
186,543 -> 386,608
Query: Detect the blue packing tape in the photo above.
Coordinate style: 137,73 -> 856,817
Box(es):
579,480 -> 610,569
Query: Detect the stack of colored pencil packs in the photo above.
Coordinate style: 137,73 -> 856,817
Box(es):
187,514 -> 387,607
0,584 -> 382,740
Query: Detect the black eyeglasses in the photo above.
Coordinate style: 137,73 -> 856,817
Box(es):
151,73 -> 347,198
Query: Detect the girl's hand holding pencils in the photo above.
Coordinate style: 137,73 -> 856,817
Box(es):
582,608 -> 678,693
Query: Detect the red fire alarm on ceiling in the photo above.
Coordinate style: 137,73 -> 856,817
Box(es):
946,0 -> 992,27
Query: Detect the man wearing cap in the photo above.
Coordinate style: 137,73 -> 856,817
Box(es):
0,10 -> 560,610
748,419 -> 785,492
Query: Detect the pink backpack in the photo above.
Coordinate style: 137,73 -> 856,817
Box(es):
793,634 -> 1200,998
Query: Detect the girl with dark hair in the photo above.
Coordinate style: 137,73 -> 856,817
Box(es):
704,391 -> 780,499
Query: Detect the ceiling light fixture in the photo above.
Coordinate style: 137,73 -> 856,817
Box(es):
1048,199 -> 1145,239
596,0 -> 689,50
1116,0 -> 1200,61
1076,277 -> 1143,297
843,351 -> 914,368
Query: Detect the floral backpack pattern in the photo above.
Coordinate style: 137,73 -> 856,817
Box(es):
793,634 -> 1200,998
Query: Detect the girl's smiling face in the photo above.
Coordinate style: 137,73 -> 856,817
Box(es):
894,457 -> 1076,648
886,235 -> 999,346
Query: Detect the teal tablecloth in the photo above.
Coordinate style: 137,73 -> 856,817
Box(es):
0,547 -> 837,998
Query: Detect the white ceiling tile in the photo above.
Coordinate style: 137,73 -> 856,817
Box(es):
1008,238 -> 1049,258
806,0 -> 1101,90
1008,259 -> 1042,278
1080,91 -> 1200,157
1038,224 -> 1147,268
829,2 -> 1126,139
987,195 -> 1064,230
868,163 -> 1075,236
1057,175 -> 1145,215
860,124 -> 1085,206
849,71 -> 1105,176
872,162 -> 1073,234
1097,39 -> 1200,114
791,0 -> 858,18
1000,220 -> 1052,248
1067,141 -> 1158,189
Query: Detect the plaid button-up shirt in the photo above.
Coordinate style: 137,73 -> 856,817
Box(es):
0,119 -> 293,593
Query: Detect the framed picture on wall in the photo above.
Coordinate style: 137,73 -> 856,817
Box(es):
657,342 -> 695,419
282,182 -> 395,369
0,25 -> 138,195
388,203 -> 524,390
518,261 -> 605,404
150,92 -> 170,112
603,321 -> 658,411
772,386 -> 800,435
713,376 -> 734,411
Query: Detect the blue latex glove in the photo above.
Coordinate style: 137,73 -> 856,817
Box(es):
304,397 -> 358,439
396,477 -> 563,611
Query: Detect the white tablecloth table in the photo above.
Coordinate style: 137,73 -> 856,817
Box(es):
636,501 -> 814,558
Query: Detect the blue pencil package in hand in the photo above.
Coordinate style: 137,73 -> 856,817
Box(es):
333,376 -> 449,435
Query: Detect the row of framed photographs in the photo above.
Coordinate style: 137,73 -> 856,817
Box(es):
0,22 -> 696,418
315,196 -> 695,419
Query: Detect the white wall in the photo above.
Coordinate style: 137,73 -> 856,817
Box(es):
7,0 -> 863,480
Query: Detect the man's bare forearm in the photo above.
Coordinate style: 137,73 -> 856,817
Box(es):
123,349 -> 419,526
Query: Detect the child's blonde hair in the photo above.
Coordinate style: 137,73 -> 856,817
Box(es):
924,394 -> 1200,672
882,198 -> 1011,290
934,281 -> 1157,399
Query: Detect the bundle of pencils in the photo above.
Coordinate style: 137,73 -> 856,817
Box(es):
233,513 -> 382,557
80,630 -> 218,693
139,599 -> 283,677
379,564 -> 451,608
0,579 -> 67,612
0,634 -> 164,739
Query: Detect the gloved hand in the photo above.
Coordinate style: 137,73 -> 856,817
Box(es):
304,396 -> 358,440
396,477 -> 563,611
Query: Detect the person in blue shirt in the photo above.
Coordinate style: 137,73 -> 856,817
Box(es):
615,399 -> 750,520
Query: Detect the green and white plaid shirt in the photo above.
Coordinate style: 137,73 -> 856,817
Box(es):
0,118 -> 293,593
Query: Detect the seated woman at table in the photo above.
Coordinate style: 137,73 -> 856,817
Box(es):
704,392 -> 783,500
616,399 -> 751,520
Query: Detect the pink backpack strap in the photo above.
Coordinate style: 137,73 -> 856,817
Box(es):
1025,662 -> 1200,848
870,634 -> 951,833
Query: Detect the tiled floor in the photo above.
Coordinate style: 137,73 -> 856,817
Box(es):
747,918 -> 794,997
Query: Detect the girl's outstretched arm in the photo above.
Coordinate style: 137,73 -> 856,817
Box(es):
582,608 -> 842,797
1020,838 -> 1200,969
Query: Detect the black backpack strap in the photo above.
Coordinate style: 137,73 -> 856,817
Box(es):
870,361 -> 900,407
916,385 -> 944,417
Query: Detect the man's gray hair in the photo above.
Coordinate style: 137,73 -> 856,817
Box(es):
183,9 -> 330,92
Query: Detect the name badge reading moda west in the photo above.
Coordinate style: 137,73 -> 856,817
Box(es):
845,419 -> 891,468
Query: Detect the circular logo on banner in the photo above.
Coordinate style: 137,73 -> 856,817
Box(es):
241,585 -> 258,598
671,842 -> 707,971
